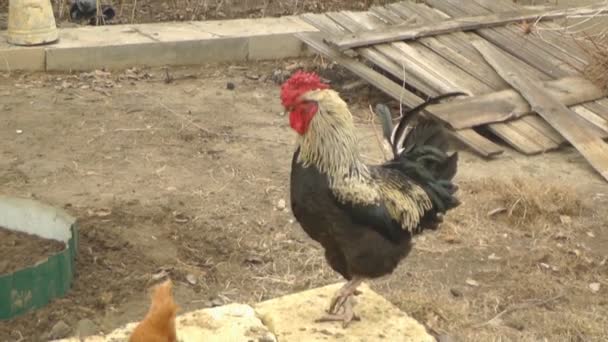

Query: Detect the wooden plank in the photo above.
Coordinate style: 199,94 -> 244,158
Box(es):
425,0 -> 580,78
379,1 -> 561,154
473,40 -> 608,181
295,32 -> 421,108
516,106 -> 608,145
329,11 -> 487,94
524,115 -> 565,145
371,4 -> 509,90
390,1 -> 550,83
329,2 -> 608,50
470,0 -> 587,70
302,13 -> 440,96
449,129 -> 505,158
585,100 -> 608,122
426,0 -> 608,138
509,119 -> 560,152
328,10 -> 551,154
573,106 -> 608,134
472,0 -> 590,60
429,76 -> 606,129
490,121 -> 552,154
294,31 -> 504,158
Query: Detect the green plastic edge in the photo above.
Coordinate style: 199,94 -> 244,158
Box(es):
0,218 -> 79,320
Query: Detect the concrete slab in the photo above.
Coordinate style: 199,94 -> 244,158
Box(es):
0,33 -> 45,71
45,37 -> 250,71
255,282 -> 435,342
0,16 -> 317,72
48,25 -> 157,48
53,283 -> 432,341
52,303 -> 276,342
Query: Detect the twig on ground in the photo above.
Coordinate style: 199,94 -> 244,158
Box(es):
473,293 -> 565,328
131,0 -> 138,23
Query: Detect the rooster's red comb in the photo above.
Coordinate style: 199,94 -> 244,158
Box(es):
280,71 -> 329,108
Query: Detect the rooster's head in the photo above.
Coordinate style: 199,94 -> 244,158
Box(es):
280,71 -> 330,135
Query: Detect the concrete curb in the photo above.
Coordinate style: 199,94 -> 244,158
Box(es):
0,16 -> 317,72
52,283 -> 434,341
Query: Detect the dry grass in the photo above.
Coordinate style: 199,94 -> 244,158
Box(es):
466,177 -> 588,228
582,35 -> 608,94
378,176 -> 607,341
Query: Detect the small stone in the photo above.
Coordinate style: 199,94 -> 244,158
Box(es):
449,288 -> 462,297
173,212 -> 189,224
226,82 -> 236,90
270,69 -> 286,84
258,334 -> 276,342
277,199 -> 286,210
186,274 -> 197,285
488,253 -> 501,261
465,278 -> 480,287
211,298 -> 223,307
589,282 -> 601,293
49,320 -> 71,339
244,256 -> 264,265
559,215 -> 572,225
587,231 -> 596,238
506,320 -> 525,331
15,129 -> 23,134
245,73 -> 260,80
98,291 -> 113,306
75,318 -> 99,337
152,269 -> 169,280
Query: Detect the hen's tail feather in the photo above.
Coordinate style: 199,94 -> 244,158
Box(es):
392,91 -> 466,155
374,103 -> 394,144
389,92 -> 464,216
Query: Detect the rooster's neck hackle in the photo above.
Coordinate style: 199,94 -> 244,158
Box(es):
297,90 -> 379,203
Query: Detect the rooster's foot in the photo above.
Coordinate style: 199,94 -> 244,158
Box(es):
328,277 -> 364,314
316,296 -> 360,328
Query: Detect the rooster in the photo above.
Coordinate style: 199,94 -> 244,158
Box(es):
281,71 -> 462,327
129,279 -> 179,342
70,0 -> 116,26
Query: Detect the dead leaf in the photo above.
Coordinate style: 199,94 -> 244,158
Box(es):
173,212 -> 189,224
91,208 -> 112,217
152,269 -> 169,281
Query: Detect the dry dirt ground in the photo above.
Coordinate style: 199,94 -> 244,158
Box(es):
0,227 -> 65,275
0,59 -> 606,342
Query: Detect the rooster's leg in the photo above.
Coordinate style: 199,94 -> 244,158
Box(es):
315,296 -> 361,328
328,276 -> 364,315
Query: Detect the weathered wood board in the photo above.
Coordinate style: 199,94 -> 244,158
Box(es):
473,40 -> 608,181
330,2 -> 608,50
